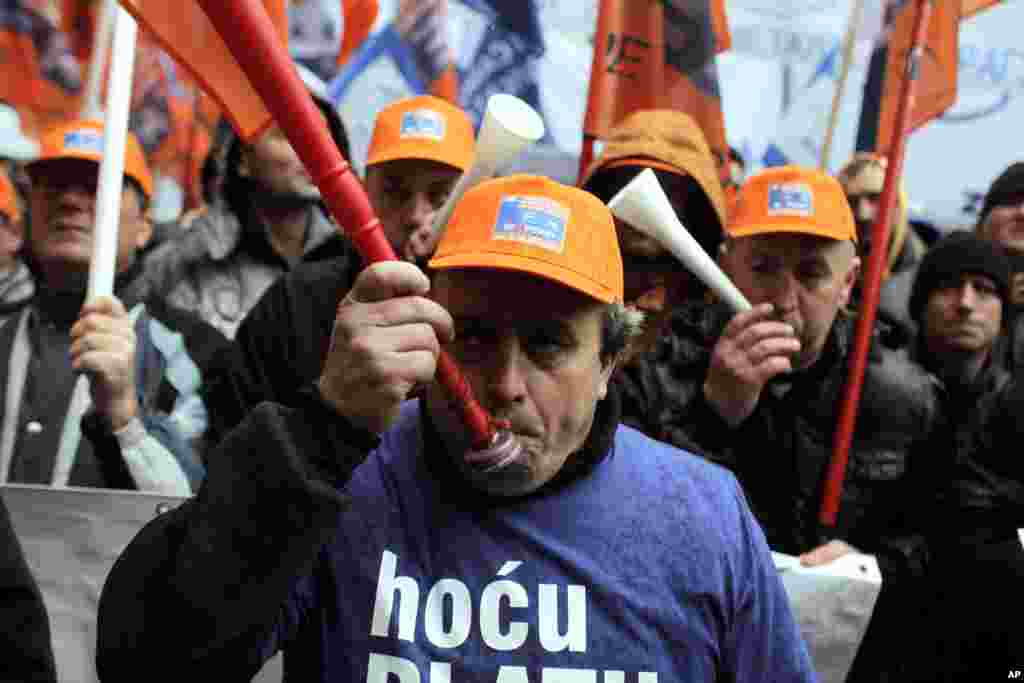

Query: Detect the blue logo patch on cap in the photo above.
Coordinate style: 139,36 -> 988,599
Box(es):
493,195 -> 569,254
399,109 -> 446,141
767,183 -> 813,216
63,130 -> 104,155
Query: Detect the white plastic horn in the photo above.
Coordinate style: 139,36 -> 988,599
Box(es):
431,94 -> 545,238
608,168 -> 752,314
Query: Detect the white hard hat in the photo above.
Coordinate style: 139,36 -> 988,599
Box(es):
0,104 -> 40,161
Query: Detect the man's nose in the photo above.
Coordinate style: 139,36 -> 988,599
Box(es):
483,338 -> 528,409
770,272 -> 800,314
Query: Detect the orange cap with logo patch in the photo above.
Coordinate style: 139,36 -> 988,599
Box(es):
429,175 -> 623,304
29,119 -> 154,199
366,95 -> 475,172
729,165 -> 857,243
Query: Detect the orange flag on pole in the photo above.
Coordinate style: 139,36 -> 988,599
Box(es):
582,0 -> 731,173
874,0 -> 960,155
337,0 -> 379,67
0,1 -> 83,134
961,0 -> 1001,18
117,0 -> 287,142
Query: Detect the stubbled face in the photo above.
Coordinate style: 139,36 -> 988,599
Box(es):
239,125 -> 321,200
725,233 -> 859,370
923,273 -> 1003,357
979,193 -> 1024,254
426,269 -> 615,497
364,159 -> 461,266
842,164 -> 885,257
26,158 -> 151,286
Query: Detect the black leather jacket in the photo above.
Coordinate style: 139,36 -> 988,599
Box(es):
620,302 -> 941,580
916,354 -> 1024,548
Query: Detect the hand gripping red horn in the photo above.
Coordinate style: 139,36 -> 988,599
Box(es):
197,0 -> 518,457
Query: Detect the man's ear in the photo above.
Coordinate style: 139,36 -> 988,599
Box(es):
840,254 -> 861,308
596,352 -> 620,400
237,147 -> 252,178
134,210 -> 153,251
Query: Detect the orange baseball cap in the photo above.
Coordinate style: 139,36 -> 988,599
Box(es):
429,175 -> 623,303
0,171 -> 20,223
365,95 -> 475,172
28,119 -> 154,198
729,165 -> 857,243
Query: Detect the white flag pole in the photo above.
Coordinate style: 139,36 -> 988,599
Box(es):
51,7 -> 138,488
820,0 -> 866,171
86,6 -> 138,301
80,0 -> 118,120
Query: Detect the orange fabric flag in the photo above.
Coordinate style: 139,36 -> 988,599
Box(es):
874,0 -> 960,155
961,0 -> 1000,18
337,0 -> 379,66
582,0 -> 731,168
0,1 -> 83,136
61,0 -> 101,61
117,0 -> 287,142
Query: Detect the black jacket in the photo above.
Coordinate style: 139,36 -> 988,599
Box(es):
0,496 -> 56,683
202,247 -> 364,446
622,301 -> 941,579
917,355 -> 1024,549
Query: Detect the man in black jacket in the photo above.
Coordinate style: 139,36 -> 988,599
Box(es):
907,232 -> 1024,680
637,166 -> 941,682
0,494 -> 55,683
200,95 -> 476,444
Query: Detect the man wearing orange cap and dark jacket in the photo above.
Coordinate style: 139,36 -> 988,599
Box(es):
0,119 -> 228,494
97,175 -> 815,682
633,166 -> 942,682
200,95 -> 475,445
575,110 -> 728,452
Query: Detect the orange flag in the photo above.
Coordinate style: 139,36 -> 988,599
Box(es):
961,0 -> 1001,18
874,0 -> 960,155
0,1 -> 84,135
582,0 -> 731,169
117,0 -> 288,142
337,0 -> 379,67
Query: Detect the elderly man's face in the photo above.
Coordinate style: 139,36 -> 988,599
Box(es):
726,233 -> 859,370
979,193 -> 1024,254
426,269 -> 614,497
923,273 -> 1002,356
364,159 -> 461,266
27,158 -> 151,286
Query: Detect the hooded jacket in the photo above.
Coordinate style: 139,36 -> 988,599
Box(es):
140,93 -> 351,339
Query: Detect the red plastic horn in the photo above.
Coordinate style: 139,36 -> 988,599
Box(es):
196,0 -> 499,450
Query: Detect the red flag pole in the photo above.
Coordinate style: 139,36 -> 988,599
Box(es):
196,0 -> 500,450
577,134 -> 596,185
819,0 -> 934,529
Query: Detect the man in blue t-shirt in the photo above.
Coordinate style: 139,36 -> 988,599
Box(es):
97,175 -> 816,682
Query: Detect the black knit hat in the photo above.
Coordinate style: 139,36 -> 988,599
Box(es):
977,162 -> 1024,228
909,231 -> 1012,322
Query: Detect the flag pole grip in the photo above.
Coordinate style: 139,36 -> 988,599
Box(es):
196,0 -> 498,449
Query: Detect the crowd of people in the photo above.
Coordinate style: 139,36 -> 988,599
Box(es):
0,87 -> 1019,682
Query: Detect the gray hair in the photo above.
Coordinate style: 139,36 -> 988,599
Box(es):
601,302 -> 645,363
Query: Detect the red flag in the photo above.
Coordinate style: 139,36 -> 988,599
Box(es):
117,0 -> 287,142
61,0 -> 102,61
582,0 -> 731,170
874,0 -> 960,155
